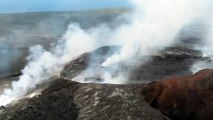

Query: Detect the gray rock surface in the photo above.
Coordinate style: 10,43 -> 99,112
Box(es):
0,78 -> 169,120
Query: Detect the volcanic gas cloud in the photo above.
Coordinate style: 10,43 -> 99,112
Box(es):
0,0 -> 213,106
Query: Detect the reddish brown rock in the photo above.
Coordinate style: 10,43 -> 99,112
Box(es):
142,69 -> 213,120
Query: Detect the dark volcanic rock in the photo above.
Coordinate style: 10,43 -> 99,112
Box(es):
0,78 -> 79,120
61,46 -> 119,79
130,47 -> 202,82
61,46 -> 203,83
0,78 -> 169,120
142,69 -> 213,120
74,83 -> 169,120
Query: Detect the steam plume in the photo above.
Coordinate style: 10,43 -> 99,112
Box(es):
0,24 -> 105,106
102,0 -> 208,67
191,18 -> 213,73
0,0 -> 212,106
99,0 -> 211,83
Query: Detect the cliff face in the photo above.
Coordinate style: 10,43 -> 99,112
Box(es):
142,69 -> 213,120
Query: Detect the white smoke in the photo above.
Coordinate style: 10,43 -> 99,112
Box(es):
0,24 -> 110,106
202,19 -> 213,59
102,0 -> 208,67
191,60 -> 213,73
73,0 -> 212,84
191,17 -> 213,73
0,0 -> 212,106
99,0 -> 211,83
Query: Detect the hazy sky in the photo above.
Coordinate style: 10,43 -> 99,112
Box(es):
0,0 -> 131,13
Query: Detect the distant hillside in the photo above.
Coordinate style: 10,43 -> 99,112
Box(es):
0,8 -> 131,34
0,7 -> 131,47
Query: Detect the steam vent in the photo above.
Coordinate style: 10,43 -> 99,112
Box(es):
0,0 -> 213,120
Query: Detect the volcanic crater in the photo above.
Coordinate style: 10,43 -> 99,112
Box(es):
1,36 -> 212,120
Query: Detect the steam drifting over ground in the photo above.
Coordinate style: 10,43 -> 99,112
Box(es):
0,24 -> 107,106
191,18 -> 213,73
0,0 -> 213,106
